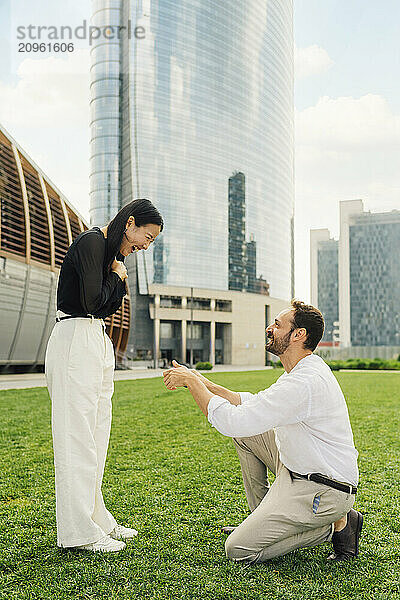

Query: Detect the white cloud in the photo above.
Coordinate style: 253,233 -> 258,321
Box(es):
296,94 -> 400,207
0,49 -> 90,220
295,45 -> 334,80
297,93 -> 400,148
294,93 -> 400,301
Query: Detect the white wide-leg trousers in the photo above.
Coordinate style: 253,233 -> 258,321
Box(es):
45,315 -> 117,547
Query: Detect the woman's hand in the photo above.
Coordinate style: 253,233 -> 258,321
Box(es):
111,259 -> 128,281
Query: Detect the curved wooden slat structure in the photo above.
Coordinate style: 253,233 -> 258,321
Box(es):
0,123 -> 131,368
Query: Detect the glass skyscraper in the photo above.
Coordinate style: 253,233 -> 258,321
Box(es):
90,0 -> 294,300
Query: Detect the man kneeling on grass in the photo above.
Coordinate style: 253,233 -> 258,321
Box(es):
163,300 -> 363,564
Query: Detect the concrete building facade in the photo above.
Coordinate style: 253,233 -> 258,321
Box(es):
146,284 -> 288,366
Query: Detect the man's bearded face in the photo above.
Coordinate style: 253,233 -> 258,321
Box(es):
265,309 -> 296,356
265,328 -> 293,356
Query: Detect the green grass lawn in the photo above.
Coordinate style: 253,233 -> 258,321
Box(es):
0,370 -> 399,600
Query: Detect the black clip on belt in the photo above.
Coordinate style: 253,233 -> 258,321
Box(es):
290,471 -> 357,495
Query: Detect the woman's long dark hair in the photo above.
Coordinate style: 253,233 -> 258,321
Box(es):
104,199 -> 164,272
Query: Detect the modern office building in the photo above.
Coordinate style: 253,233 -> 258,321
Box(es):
343,201 -> 400,347
90,0 -> 294,364
290,214 -> 295,299
0,123 -> 130,370
246,236 -> 257,294
228,171 -> 247,293
310,229 -> 339,345
227,172 -> 268,297
311,200 -> 400,352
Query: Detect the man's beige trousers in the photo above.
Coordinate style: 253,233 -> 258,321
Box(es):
45,317 -> 117,547
226,430 -> 355,563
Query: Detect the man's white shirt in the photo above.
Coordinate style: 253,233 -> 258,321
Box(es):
207,354 -> 359,486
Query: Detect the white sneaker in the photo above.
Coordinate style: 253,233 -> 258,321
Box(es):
110,524 -> 138,540
77,535 -> 126,552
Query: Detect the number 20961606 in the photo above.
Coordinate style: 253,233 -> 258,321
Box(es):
18,42 -> 74,53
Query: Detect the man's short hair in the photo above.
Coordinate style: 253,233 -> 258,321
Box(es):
291,300 -> 325,351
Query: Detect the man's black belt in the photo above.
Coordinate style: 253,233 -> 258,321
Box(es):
289,471 -> 357,495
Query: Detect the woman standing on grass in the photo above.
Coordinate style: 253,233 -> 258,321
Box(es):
45,199 -> 163,553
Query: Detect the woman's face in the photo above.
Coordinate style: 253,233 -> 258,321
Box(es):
119,218 -> 161,257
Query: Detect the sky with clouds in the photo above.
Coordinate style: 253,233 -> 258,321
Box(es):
1,0 -> 399,301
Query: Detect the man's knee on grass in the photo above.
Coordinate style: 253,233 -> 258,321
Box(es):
225,532 -> 260,564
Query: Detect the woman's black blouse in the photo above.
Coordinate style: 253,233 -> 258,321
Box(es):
57,227 -> 126,319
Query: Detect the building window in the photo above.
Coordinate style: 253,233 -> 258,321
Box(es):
188,323 -> 203,339
160,295 -> 182,309
190,297 -> 211,310
215,300 -> 232,312
160,322 -> 173,338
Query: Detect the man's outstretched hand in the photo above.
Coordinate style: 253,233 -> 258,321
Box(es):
163,360 -> 196,390
163,360 -> 215,417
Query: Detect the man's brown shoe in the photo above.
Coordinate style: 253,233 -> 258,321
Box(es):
327,509 -> 363,561
220,526 -> 236,535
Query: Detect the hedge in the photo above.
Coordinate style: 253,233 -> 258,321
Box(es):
195,361 -> 213,370
326,358 -> 400,371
